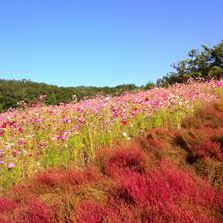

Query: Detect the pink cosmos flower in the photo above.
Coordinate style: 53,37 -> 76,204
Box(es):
7,162 -> 15,169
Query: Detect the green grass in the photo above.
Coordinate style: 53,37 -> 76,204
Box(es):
0,100 -> 202,192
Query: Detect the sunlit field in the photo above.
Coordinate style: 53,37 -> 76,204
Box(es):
0,79 -> 223,190
0,79 -> 223,222
1,0 -> 222,221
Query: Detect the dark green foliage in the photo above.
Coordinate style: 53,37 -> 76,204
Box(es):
157,40 -> 223,86
0,79 -> 139,112
144,82 -> 155,90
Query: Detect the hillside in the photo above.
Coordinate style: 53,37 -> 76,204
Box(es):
0,79 -> 139,112
1,1 -> 223,221
0,79 -> 223,222
1,79 -> 223,188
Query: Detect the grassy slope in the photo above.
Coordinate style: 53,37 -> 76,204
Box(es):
0,100 -> 223,223
1,80 -> 221,191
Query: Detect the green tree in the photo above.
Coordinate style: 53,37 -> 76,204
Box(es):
158,41 -> 223,86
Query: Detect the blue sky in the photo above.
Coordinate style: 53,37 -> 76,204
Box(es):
0,0 -> 222,87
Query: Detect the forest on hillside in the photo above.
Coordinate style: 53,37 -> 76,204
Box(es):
157,40 -> 223,85
0,80 -> 139,112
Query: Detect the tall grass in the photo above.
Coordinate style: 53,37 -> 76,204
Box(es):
0,101 -> 209,191
0,79 -> 222,191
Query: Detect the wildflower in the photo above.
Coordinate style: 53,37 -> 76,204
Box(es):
64,118 -> 71,123
121,119 -> 128,125
39,94 -> 47,101
51,136 -> 57,141
0,151 -> 4,157
0,129 -> 4,136
7,162 -> 15,169
23,150 -> 28,155
72,94 -> 78,103
122,132 -> 127,137
18,138 -> 25,145
105,96 -> 110,101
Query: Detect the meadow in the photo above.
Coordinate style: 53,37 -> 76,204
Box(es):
0,79 -> 223,222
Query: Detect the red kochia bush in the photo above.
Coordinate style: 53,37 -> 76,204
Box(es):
115,161 -> 222,222
72,160 -> 223,223
35,169 -> 65,188
0,197 -> 17,213
17,199 -> 51,223
0,218 -> 13,223
195,140 -> 223,161
104,146 -> 146,177
72,199 -> 137,223
72,200 -> 103,223
65,166 -> 99,186
34,166 -> 99,190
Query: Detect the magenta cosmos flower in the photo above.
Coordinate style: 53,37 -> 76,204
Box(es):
7,162 -> 15,169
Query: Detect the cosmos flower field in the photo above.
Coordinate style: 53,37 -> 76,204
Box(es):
0,79 -> 223,222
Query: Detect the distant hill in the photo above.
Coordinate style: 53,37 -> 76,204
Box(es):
0,79 -> 140,112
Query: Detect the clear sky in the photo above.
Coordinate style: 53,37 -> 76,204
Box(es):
0,0 -> 222,87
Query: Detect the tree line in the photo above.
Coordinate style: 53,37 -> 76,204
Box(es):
157,40 -> 223,86
0,79 -> 140,112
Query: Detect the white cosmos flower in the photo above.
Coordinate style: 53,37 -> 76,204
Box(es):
122,132 -> 127,137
